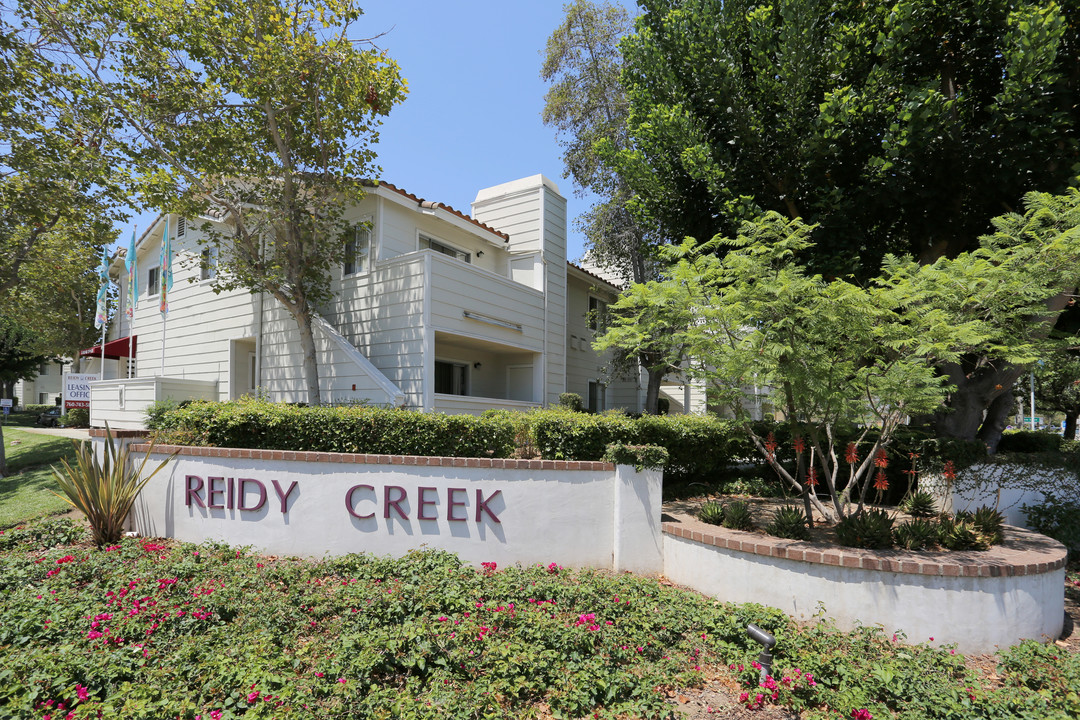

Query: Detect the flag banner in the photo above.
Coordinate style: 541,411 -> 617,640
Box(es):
94,247 -> 109,329
125,228 -> 138,317
160,216 -> 173,315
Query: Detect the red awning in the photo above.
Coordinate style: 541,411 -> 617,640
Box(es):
80,335 -> 138,359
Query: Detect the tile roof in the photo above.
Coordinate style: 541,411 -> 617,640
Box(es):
364,180 -> 510,242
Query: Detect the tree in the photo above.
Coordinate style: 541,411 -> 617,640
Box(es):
32,0 -> 407,404
543,0 -> 675,412
600,190 -> 1080,520
610,0 -> 1080,441
0,219 -> 111,372
1035,347 -> 1080,440
0,4 -> 125,306
0,315 -> 51,477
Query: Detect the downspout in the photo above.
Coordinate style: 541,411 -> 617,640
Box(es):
255,234 -> 265,398
539,187 -> 549,406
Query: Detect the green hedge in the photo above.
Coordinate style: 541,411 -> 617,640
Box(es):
154,399 -> 517,458
153,401 -> 756,477
998,430 -> 1063,454
521,408 -> 753,478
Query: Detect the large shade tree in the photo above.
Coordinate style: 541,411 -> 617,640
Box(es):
30,0 -> 407,404
543,0 -> 680,412
598,189 -> 1080,521
610,0 -> 1080,446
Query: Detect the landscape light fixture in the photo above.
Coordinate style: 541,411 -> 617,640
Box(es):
746,623 -> 776,682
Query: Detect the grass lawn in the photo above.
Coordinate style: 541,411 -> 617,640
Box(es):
0,425 -> 78,527
0,519 -> 1078,720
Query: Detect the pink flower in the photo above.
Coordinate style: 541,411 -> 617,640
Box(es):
247,691 -> 260,703
338,678 -> 347,684
75,685 -> 89,702
210,713 -> 222,720
851,710 -> 873,720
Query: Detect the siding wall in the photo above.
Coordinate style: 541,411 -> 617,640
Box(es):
472,176 -> 568,407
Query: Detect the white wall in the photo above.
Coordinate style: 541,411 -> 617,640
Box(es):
663,529 -> 1065,654
115,441 -> 663,573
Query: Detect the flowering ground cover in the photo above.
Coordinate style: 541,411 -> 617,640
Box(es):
1,518 -> 1078,720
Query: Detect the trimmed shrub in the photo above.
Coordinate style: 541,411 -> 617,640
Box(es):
602,443 -> 669,470
1023,494 -> 1080,553
155,399 -> 517,458
63,408 -> 89,427
997,430 -> 1062,454
557,393 -> 584,412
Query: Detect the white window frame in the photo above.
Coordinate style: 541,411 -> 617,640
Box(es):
588,380 -> 606,412
343,220 -> 373,277
147,266 -> 160,297
419,232 -> 470,264
588,296 -> 608,333
433,359 -> 469,396
200,245 -> 219,282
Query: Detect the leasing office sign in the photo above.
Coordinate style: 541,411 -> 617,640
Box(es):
64,373 -> 98,409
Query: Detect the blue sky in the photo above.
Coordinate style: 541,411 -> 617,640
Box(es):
127,1 -> 640,262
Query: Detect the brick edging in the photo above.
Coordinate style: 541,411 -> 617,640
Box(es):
117,442 -> 613,472
661,515 -> 1068,578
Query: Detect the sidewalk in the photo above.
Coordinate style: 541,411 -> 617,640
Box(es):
14,426 -> 92,440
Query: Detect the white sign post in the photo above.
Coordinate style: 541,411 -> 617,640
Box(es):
64,373 -> 98,410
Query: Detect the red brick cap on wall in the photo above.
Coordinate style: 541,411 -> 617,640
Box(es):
662,514 -> 1068,578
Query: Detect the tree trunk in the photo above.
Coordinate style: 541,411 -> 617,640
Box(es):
0,422 -> 6,477
293,310 -> 321,405
933,362 -> 1025,447
977,391 -> 1015,454
643,363 -> 664,415
1066,411 -> 1078,441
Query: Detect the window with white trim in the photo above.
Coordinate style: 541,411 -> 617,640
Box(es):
588,381 -> 606,412
588,296 -> 608,332
344,225 -> 372,276
200,246 -> 219,281
434,360 -> 468,396
420,234 -> 470,263
148,267 -> 160,297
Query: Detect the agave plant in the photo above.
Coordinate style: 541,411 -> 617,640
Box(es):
51,426 -> 175,546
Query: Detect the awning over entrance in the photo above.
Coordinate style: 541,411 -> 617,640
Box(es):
80,336 -> 138,359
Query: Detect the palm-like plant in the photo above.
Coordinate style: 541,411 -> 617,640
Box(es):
52,426 -> 175,546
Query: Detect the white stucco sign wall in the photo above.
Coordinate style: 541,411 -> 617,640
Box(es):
110,440 -> 664,574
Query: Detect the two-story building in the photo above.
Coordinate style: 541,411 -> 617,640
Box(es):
83,175 -> 698,428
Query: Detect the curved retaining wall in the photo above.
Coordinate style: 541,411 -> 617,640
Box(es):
662,513 -> 1067,654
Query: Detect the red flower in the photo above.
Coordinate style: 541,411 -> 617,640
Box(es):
793,435 -> 806,454
943,460 -> 956,481
845,442 -> 858,464
873,469 -> 889,491
806,467 -> 819,487
764,432 -> 778,454
873,449 -> 889,468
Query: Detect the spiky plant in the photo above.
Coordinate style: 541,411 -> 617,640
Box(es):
765,505 -> 810,540
698,501 -> 724,526
937,515 -> 992,551
894,518 -> 939,550
722,500 -> 754,531
899,490 -> 937,518
971,506 -> 1005,545
51,425 -> 175,546
836,509 -> 895,549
